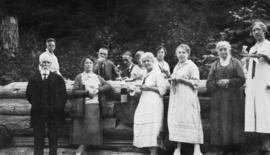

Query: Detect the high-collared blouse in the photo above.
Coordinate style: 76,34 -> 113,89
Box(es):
81,72 -> 101,104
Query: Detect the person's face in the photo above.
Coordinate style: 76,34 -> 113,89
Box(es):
98,49 -> 108,60
142,57 -> 153,71
40,60 -> 51,71
46,41 -> 56,53
176,47 -> 189,63
157,48 -> 165,60
252,24 -> 265,41
122,55 -> 131,66
136,55 -> 142,66
84,58 -> 94,72
217,46 -> 230,60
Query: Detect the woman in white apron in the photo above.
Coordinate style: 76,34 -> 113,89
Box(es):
133,52 -> 168,155
245,21 -> 270,154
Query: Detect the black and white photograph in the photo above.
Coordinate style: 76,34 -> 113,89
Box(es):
0,0 -> 270,155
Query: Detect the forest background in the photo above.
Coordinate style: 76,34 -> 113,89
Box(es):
0,0 -> 269,84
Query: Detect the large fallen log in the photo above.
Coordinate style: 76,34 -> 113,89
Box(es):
0,99 -> 115,118
0,80 -> 75,99
0,147 -> 75,155
0,80 -> 208,99
0,115 -> 133,140
0,115 -> 211,142
0,97 -> 211,125
0,115 -> 71,137
0,81 -> 209,142
109,80 -> 208,95
0,81 -> 208,118
0,99 -> 30,115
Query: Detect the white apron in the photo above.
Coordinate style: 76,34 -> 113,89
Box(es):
245,39 -> 270,133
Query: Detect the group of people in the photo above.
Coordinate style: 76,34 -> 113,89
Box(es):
25,20 -> 270,155
132,44 -> 204,155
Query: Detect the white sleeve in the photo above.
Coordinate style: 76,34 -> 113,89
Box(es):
156,72 -> 168,96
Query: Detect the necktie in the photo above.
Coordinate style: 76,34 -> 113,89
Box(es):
128,67 -> 131,77
43,74 -> 47,80
251,51 -> 257,79
99,63 -> 105,78
142,74 -> 150,85
251,60 -> 256,79
142,77 -> 146,85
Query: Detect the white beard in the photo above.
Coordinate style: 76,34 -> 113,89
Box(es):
39,65 -> 50,75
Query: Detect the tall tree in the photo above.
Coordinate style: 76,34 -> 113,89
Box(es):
1,16 -> 19,58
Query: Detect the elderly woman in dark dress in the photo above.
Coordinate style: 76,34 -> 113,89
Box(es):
206,41 -> 245,155
71,56 -> 112,155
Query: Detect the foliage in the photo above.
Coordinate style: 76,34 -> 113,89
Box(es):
1,0 -> 269,84
220,0 -> 270,50
196,0 -> 270,79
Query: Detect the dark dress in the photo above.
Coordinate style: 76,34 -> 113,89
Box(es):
206,57 -> 245,145
70,73 -> 111,145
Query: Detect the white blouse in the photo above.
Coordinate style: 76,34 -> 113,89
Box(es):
81,72 -> 100,104
131,65 -> 147,80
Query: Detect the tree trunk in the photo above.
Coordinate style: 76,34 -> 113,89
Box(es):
0,16 -> 19,58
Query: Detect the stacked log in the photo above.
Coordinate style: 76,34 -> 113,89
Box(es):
0,80 -> 211,145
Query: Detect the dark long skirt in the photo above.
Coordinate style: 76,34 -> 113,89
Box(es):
71,104 -> 103,145
210,88 -> 245,145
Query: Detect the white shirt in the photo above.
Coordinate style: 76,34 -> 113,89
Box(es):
81,72 -> 100,104
40,69 -> 50,80
157,60 -> 170,74
131,65 -> 147,80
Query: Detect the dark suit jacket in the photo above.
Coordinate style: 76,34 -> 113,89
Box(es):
121,63 -> 135,78
26,71 -> 67,126
94,60 -> 118,80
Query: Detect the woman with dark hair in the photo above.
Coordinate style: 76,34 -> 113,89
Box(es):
71,56 -> 112,155
207,41 -> 245,155
245,21 -> 270,154
156,45 -> 170,78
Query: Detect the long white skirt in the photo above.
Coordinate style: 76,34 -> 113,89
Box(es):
133,91 -> 164,148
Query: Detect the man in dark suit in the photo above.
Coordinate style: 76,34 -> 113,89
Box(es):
26,54 -> 67,155
121,51 -> 135,79
94,47 -> 119,80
